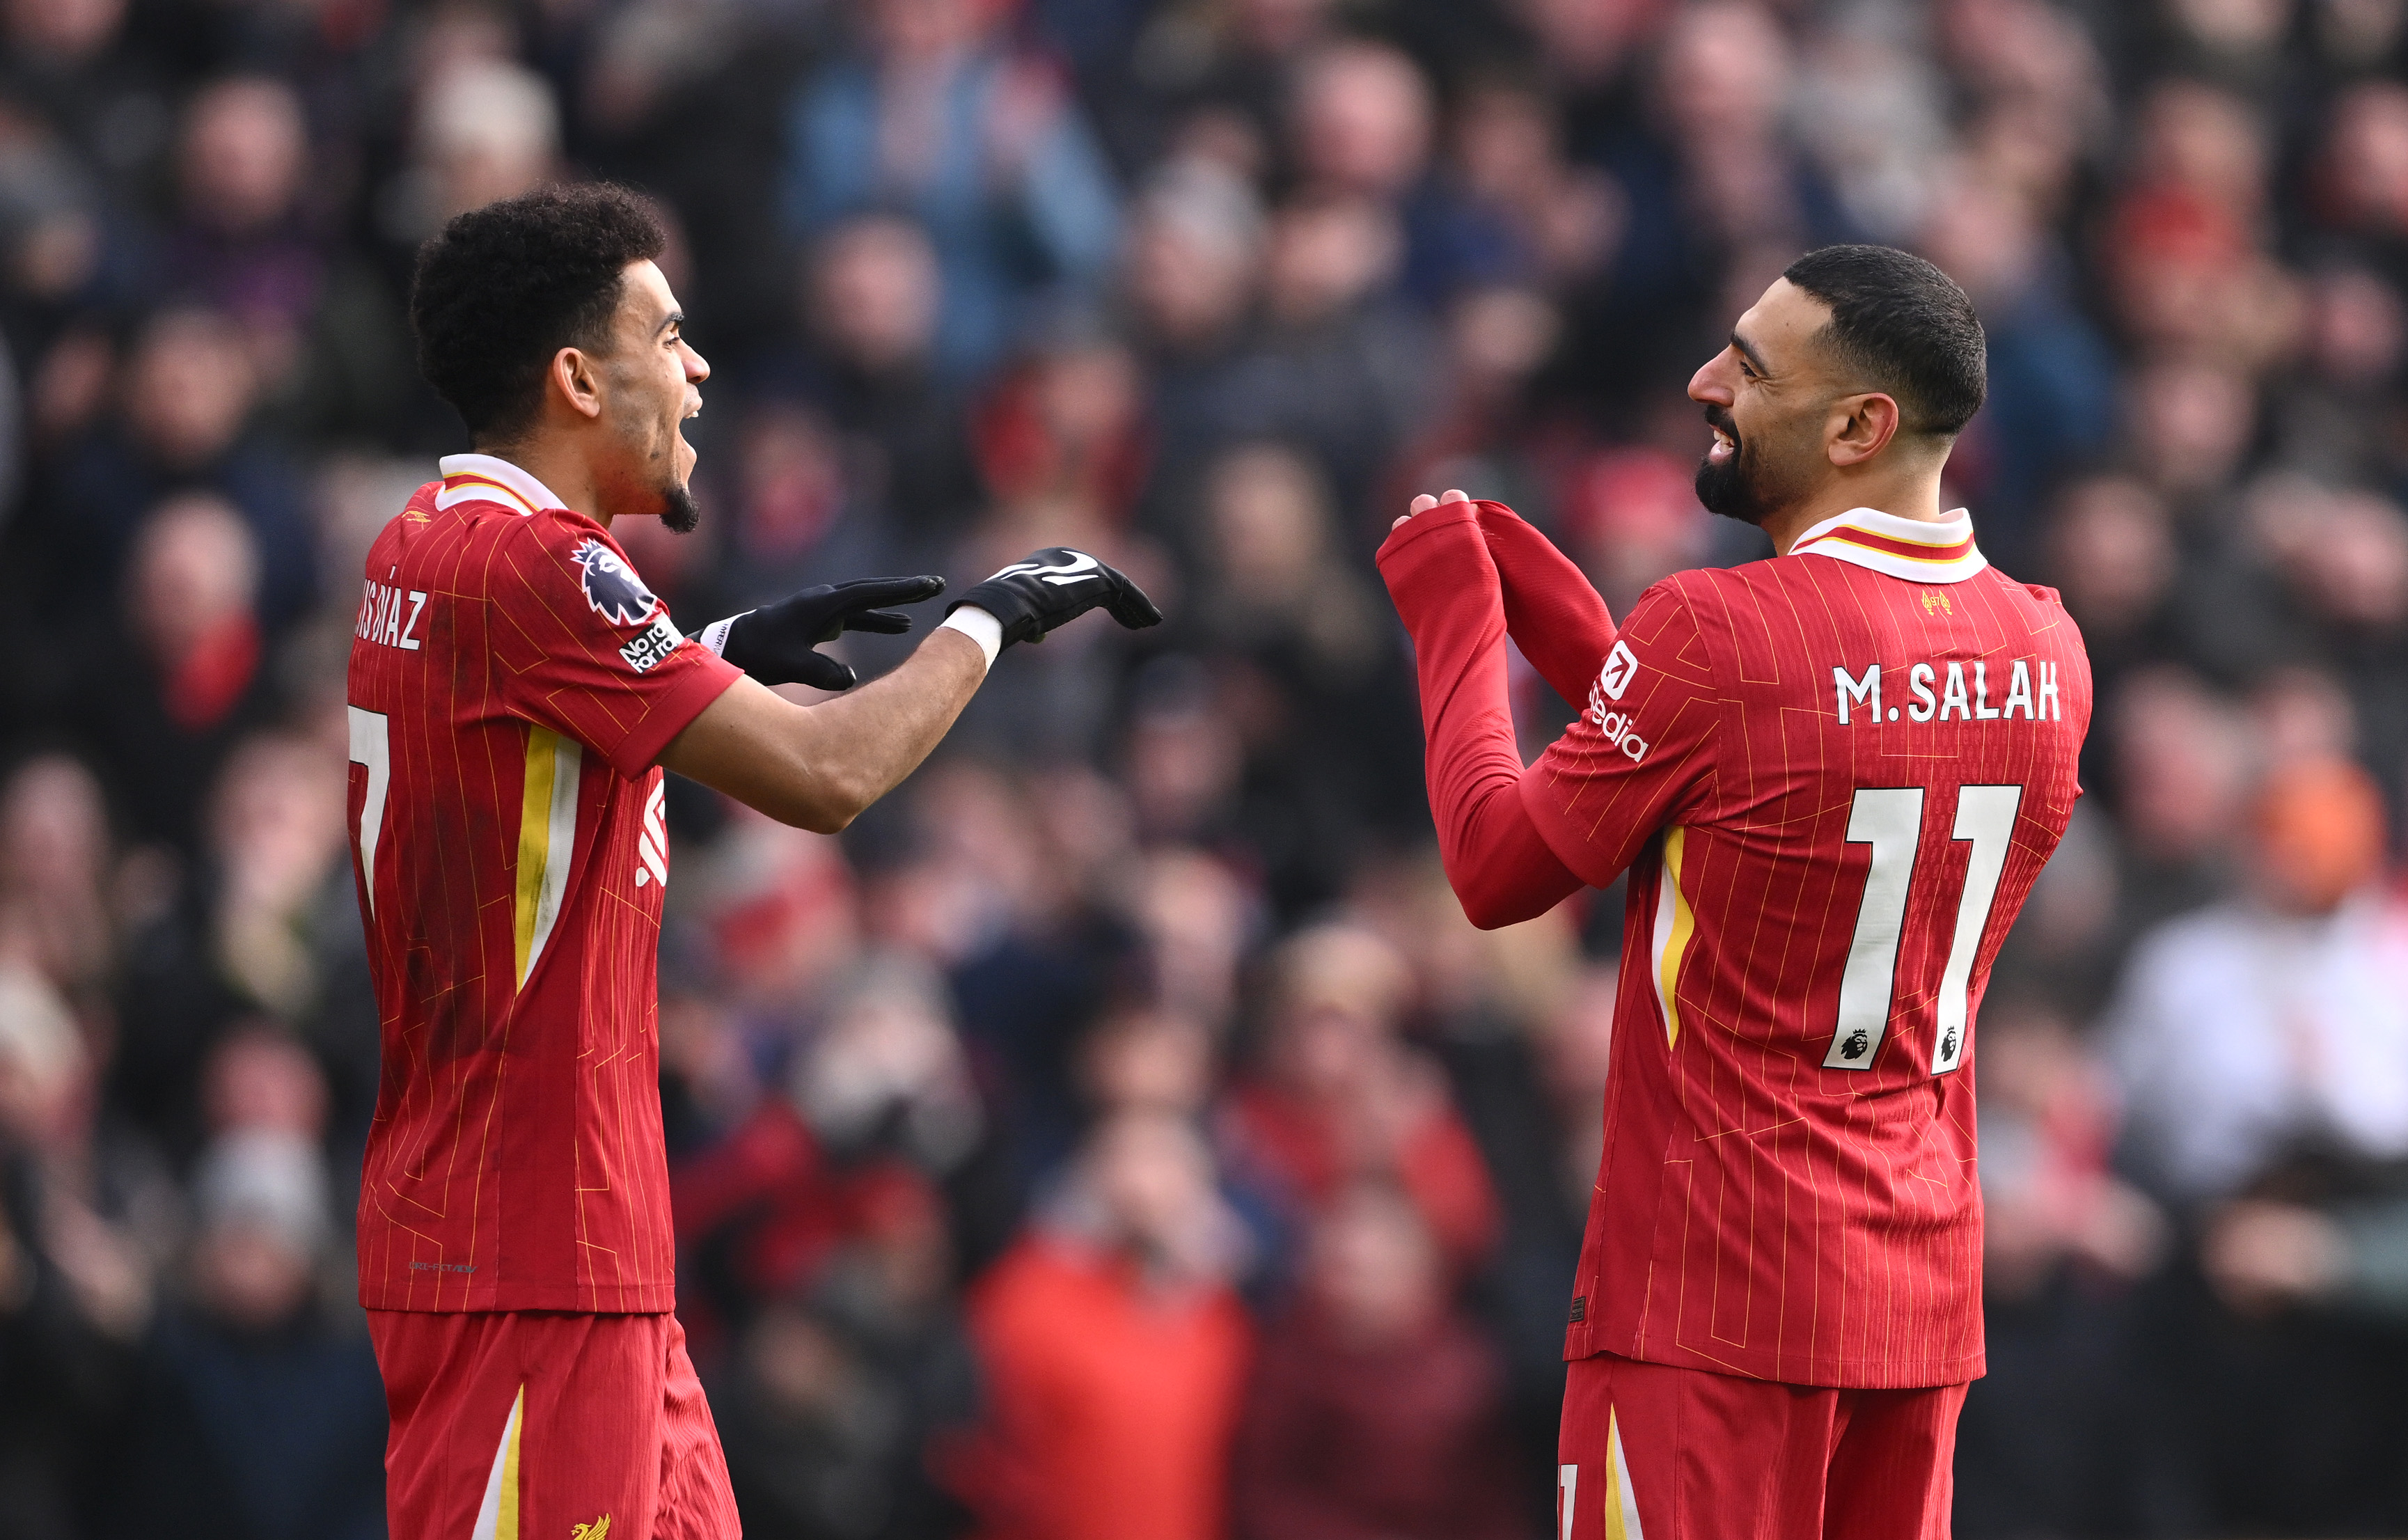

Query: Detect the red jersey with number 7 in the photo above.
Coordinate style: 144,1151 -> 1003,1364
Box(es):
1522,507 -> 2091,1388
343,453 -> 741,1313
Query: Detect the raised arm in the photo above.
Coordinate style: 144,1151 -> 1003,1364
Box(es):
661,547 -> 1159,833
1378,492 -> 1582,929
660,632 -> 986,831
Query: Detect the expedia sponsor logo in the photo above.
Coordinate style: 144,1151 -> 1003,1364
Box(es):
1596,638 -> 1638,700
1584,650 -> 1651,760
573,539 -> 657,627
619,613 -> 682,673
1587,708 -> 1650,763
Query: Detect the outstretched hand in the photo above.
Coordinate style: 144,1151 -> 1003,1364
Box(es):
702,574 -> 948,691
949,547 -> 1163,650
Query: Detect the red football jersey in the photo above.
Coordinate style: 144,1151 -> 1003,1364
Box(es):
344,453 -> 741,1312
1522,508 -> 2091,1388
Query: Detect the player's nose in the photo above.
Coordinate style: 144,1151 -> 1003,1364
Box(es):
1687,354 -> 1732,406
683,341 -> 711,384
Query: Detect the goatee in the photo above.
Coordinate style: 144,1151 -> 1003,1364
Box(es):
1695,443 -> 1766,527
661,482 -> 702,534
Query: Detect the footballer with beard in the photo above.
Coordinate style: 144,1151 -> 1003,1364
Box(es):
345,184 -> 1158,1539
1377,245 -> 2091,1538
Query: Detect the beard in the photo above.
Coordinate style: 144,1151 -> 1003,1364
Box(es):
660,480 -> 701,534
1694,406 -> 1816,529
1694,407 -> 1770,526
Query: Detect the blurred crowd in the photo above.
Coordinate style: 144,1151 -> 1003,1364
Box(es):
3,0 -> 2408,1537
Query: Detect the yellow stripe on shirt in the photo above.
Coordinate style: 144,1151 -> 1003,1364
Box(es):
512,726 -> 581,988
1651,827 -> 1695,1049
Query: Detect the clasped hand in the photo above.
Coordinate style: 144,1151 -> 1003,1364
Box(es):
1382,488 -> 1620,707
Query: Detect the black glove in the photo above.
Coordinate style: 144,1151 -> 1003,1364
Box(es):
948,547 -> 1163,649
701,574 -> 945,690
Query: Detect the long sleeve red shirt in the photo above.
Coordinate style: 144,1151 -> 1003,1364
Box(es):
1374,499 -> 1615,929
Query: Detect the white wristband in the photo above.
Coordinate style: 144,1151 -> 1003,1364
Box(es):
939,606 -> 1002,669
697,613 -> 741,657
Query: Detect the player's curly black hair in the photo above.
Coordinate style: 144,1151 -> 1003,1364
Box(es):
409,182 -> 666,441
1782,244 -> 1988,439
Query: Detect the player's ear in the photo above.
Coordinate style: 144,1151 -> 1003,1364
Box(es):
1827,391 -> 1900,468
549,347 -> 605,423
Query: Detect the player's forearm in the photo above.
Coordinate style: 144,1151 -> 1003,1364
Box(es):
1378,503 -> 1582,928
785,627 -> 989,827
659,629 -> 987,833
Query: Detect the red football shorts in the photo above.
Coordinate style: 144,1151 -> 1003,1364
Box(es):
1557,1351 -> 1968,1540
369,1309 -> 739,1540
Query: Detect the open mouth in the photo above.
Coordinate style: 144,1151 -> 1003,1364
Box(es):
1706,417 -> 1738,464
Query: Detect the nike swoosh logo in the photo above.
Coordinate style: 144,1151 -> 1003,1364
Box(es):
997,552 -> 1101,587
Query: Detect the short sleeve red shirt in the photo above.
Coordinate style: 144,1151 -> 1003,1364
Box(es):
345,453 -> 741,1312
1521,509 -> 2092,1388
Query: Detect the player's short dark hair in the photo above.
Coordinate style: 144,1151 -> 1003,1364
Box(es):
1781,244 -> 1987,438
409,182 -> 666,440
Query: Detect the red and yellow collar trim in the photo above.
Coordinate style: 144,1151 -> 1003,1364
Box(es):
1788,507 -> 1986,583
434,453 -> 565,518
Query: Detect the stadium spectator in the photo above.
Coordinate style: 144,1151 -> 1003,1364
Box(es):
782,0 -> 1123,381
1220,923 -> 1500,1275
950,1109 -> 1252,1540
164,79 -> 320,391
1229,1179 -> 1524,1540
787,212 -> 983,558
72,496 -> 281,856
2109,755 -> 2408,1206
0,961 -> 159,1539
104,1126 -> 385,1540
0,755 -> 115,1002
45,308 -> 315,636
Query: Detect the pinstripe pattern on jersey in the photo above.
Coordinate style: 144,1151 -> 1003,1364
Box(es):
1649,827 -> 1694,1048
512,725 -> 583,989
347,473 -> 739,1314
1525,539 -> 2090,1388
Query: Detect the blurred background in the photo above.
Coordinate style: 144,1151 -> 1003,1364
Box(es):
1,0 -> 2407,1536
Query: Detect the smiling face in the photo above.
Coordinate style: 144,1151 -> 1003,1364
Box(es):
596,258 -> 710,529
1687,277 -> 1855,528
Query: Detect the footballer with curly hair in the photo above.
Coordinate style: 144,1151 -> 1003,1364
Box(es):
347,182 -> 1157,1539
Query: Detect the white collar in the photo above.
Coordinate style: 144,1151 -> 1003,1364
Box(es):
1787,507 -> 1987,583
434,453 -> 569,518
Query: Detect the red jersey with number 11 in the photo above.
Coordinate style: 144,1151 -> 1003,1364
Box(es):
1522,507 -> 2091,1388
344,453 -> 740,1314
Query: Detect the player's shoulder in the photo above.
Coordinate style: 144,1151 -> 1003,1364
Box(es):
1653,553 -> 1804,609
1972,563 -> 2072,614
365,478 -> 445,554
1623,560 -> 1783,651
1627,563 -> 1740,620
473,498 -> 612,574
489,507 -> 664,628
1968,564 -> 2091,659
